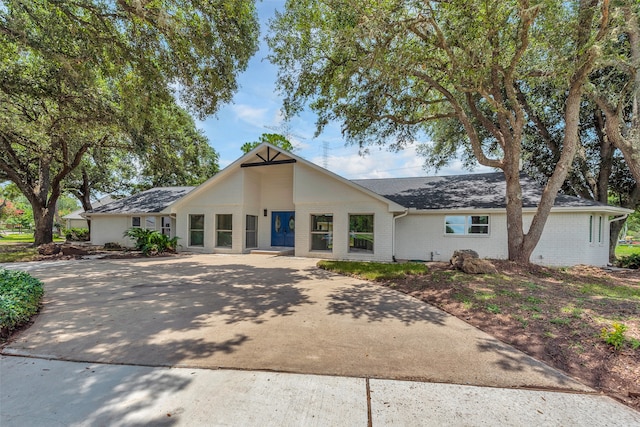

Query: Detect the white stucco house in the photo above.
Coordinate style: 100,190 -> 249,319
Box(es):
85,142 -> 631,266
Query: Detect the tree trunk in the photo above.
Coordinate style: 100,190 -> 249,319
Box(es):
79,168 -> 93,237
609,219 -> 625,263
32,203 -> 56,246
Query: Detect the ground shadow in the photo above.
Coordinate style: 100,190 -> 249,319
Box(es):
475,337 -> 581,388
4,258 -> 315,366
326,283 -> 448,326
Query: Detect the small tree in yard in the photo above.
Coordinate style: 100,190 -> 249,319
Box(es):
123,228 -> 179,257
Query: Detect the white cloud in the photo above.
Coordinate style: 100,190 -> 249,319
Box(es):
231,104 -> 270,128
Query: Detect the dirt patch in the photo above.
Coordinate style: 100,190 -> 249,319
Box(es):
383,261 -> 640,410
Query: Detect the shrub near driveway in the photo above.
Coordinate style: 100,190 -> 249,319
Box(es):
0,269 -> 44,340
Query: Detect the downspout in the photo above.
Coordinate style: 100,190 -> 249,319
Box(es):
609,213 -> 630,242
609,213 -> 629,224
392,209 -> 409,262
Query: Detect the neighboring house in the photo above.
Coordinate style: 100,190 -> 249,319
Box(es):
86,143 -> 631,266
62,196 -> 114,229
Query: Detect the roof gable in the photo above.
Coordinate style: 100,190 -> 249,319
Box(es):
172,142 -> 405,212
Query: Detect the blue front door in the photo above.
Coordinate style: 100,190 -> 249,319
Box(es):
271,211 -> 295,247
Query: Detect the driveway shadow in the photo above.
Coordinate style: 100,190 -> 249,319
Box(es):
5,258 -> 314,365
327,283 -> 447,326
475,337 -> 586,389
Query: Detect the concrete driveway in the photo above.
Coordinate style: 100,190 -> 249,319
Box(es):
3,254 -> 588,391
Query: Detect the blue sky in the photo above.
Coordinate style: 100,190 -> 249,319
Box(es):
197,0 -> 491,179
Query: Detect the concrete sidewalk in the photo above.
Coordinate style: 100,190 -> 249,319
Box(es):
2,355 -> 639,426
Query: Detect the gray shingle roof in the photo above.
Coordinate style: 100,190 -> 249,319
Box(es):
352,172 -> 607,210
89,187 -> 194,214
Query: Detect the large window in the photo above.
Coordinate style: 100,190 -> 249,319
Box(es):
189,214 -> 204,247
246,215 -> 258,248
349,214 -> 374,253
216,214 -> 233,248
311,214 -> 333,251
445,215 -> 489,235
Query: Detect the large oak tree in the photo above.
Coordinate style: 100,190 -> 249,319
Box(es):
0,0 -> 258,245
268,0 -> 616,263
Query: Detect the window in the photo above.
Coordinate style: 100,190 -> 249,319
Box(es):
311,214 -> 333,251
132,216 -> 141,228
349,214 -> 374,253
246,215 -> 258,248
598,216 -> 603,244
216,214 -> 233,248
445,215 -> 489,235
189,214 -> 204,247
589,215 -> 594,243
161,217 -> 171,236
145,216 -> 156,230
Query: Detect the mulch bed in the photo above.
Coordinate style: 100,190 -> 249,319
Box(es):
383,261 -> 640,410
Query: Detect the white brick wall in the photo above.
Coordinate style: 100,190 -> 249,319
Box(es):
395,210 -> 610,266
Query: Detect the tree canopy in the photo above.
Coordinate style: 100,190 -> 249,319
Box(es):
241,133 -> 295,154
268,0 -> 622,263
0,0 -> 258,245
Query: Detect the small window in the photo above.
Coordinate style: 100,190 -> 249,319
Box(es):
161,217 -> 171,236
589,215 -> 594,243
189,214 -> 204,247
598,216 -> 603,244
311,214 -> 333,251
246,215 -> 258,248
445,216 -> 489,235
132,216 -> 141,228
216,214 -> 232,248
145,216 -> 156,230
349,214 -> 374,253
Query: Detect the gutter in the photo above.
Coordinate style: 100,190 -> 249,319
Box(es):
609,213 -> 629,224
392,209 -> 409,262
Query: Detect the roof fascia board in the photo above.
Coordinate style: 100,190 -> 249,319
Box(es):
406,206 -> 633,215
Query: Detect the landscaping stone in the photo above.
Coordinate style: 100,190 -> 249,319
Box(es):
450,249 -> 479,269
37,243 -> 60,256
461,257 -> 498,274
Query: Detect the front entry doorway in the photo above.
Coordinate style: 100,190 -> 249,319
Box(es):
271,211 -> 295,247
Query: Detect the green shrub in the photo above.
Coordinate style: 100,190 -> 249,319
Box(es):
123,228 -> 179,256
63,227 -> 90,241
0,269 -> 44,334
600,322 -> 627,351
615,253 -> 640,269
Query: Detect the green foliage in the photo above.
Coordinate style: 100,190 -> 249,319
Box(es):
268,0 -> 619,263
123,228 -> 179,256
63,228 -> 90,242
600,323 -> 627,351
0,0 -> 257,245
0,269 -> 44,334
579,283 -> 640,300
486,304 -> 501,314
615,253 -> 640,269
241,133 -> 295,154
317,260 -> 428,281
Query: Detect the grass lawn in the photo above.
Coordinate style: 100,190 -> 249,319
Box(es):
320,259 -> 640,410
318,260 -> 429,281
615,244 -> 640,257
0,233 -> 65,263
